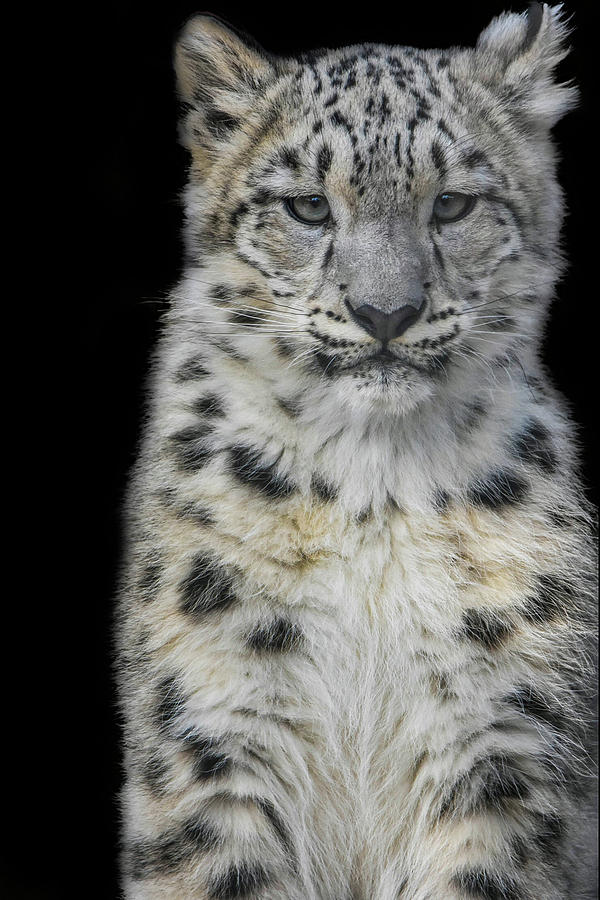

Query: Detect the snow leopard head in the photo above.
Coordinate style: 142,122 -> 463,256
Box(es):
173,4 -> 576,416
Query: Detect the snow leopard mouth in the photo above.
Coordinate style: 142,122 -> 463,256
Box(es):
349,350 -> 407,369
310,322 -> 460,378
340,347 -> 448,375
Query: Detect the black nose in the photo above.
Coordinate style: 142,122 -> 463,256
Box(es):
346,301 -> 424,342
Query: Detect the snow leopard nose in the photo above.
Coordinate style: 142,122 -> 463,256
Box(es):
345,300 -> 424,342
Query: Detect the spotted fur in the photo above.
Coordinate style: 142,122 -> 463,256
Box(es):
116,6 -> 597,898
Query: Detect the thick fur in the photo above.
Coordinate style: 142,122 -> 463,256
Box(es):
116,6 -> 597,898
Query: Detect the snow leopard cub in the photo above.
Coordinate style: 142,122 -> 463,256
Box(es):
116,5 -> 597,899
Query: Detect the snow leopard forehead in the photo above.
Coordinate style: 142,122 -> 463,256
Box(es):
175,5 -> 575,195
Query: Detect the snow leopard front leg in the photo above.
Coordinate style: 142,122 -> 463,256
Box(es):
117,531 -> 356,900
395,567 -> 594,900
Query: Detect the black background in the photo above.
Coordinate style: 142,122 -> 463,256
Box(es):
11,3 -> 596,898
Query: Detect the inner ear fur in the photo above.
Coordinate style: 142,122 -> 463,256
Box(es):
174,14 -> 275,152
475,3 -> 578,128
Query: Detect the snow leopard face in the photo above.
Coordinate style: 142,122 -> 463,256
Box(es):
175,6 -> 575,415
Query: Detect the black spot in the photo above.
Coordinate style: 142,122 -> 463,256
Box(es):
179,553 -> 238,619
183,734 -> 232,781
246,618 -> 304,652
462,148 -> 490,169
230,311 -> 260,328
250,188 -> 277,206
462,609 -> 514,650
440,753 -> 529,820
521,573 -> 573,623
330,109 -> 352,133
451,869 -> 521,899
356,505 -> 373,524
277,146 -> 299,170
431,139 -> 446,176
211,284 -> 235,304
168,425 -> 213,472
547,509 -> 573,529
127,833 -> 186,880
321,241 -> 334,268
127,816 -> 219,880
273,337 -> 295,359
316,144 -> 333,180
425,349 -> 451,377
182,816 -> 221,850
460,399 -> 487,433
230,202 -> 249,232
433,242 -> 446,271
510,419 -> 557,474
174,358 -> 210,382
193,394 -> 225,418
141,750 -> 169,794
312,349 -> 339,376
510,835 -> 529,868
531,811 -> 565,857
138,561 -> 163,603
277,396 -> 301,418
229,445 -> 296,499
312,474 -> 338,502
205,105 -> 240,135
208,862 -> 271,899
432,488 -> 450,511
176,501 -> 215,526
468,469 -> 528,510
255,798 -> 297,864
155,676 -> 187,735
504,685 -> 569,736
430,671 -> 455,701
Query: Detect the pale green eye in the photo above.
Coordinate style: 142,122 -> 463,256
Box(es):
433,192 -> 476,223
286,195 -> 330,224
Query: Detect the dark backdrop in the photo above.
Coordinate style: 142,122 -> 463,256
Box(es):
12,3 -> 595,898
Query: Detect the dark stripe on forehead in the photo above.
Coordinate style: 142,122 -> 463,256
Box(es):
437,118 -> 455,143
412,54 -> 442,99
316,144 -> 333,181
431,140 -> 447,177
394,133 -> 402,168
274,145 -> 299,170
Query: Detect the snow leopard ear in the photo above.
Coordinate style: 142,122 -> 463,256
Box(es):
475,3 -> 578,128
174,14 -> 274,153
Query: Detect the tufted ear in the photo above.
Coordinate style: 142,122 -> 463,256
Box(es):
475,3 -> 578,128
174,14 -> 274,153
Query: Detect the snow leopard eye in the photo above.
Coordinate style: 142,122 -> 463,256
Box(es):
433,192 -> 476,223
286,195 -> 331,224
